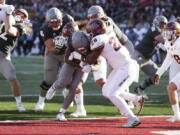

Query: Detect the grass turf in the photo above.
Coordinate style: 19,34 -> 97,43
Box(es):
0,56 -> 172,121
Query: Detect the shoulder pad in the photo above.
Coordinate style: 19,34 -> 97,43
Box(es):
90,35 -> 105,50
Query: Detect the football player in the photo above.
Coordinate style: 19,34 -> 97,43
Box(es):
133,15 -> 168,98
62,22 -> 87,117
0,7 -> 30,112
81,19 -> 145,128
34,7 -> 74,112
46,30 -> 90,121
152,21 -> 180,122
88,5 -> 135,108
71,5 -> 136,117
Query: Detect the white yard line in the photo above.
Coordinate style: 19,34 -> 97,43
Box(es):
0,115 -> 171,122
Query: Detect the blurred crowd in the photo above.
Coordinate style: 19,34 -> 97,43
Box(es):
6,0 -> 180,59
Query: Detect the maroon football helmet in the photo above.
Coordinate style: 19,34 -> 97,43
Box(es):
86,18 -> 107,36
62,22 -> 79,37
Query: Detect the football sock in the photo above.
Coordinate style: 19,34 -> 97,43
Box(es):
75,92 -> 85,110
38,96 -> 45,103
172,104 -> 180,117
59,108 -> 66,114
15,96 -> 22,104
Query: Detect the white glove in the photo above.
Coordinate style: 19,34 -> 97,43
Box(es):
5,5 -> 15,15
53,36 -> 67,49
82,65 -> 92,73
68,51 -> 82,61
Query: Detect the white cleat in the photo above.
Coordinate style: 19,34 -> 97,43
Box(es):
70,109 -> 87,117
34,102 -> 45,112
56,113 -> 67,121
122,117 -> 141,128
46,86 -> 56,100
134,96 -> 145,115
166,116 -> 180,122
16,103 -> 26,112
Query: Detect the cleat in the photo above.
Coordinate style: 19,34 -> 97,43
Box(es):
56,113 -> 67,121
34,102 -> 45,112
134,96 -> 145,115
122,117 -> 141,128
46,86 -> 56,100
134,87 -> 148,99
166,116 -> 180,122
16,103 -> 26,112
70,109 -> 87,117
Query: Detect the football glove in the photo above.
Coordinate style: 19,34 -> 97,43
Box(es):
5,5 -> 15,15
82,65 -> 92,73
151,74 -> 160,85
68,51 -> 82,61
53,36 -> 67,50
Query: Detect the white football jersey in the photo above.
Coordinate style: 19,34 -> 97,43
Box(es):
90,31 -> 131,69
156,37 -> 180,77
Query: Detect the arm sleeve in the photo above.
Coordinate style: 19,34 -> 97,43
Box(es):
156,52 -> 173,77
108,17 -> 128,44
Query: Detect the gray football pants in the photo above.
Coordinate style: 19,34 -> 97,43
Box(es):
53,63 -> 88,109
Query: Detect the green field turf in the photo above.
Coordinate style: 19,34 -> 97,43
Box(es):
0,56 -> 172,121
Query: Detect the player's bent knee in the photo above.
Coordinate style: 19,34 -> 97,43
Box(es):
167,82 -> 177,92
6,75 -> 16,81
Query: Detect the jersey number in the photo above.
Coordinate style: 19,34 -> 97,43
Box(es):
109,36 -> 121,51
173,55 -> 180,64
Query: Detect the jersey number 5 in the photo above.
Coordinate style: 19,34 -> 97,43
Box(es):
109,36 -> 121,51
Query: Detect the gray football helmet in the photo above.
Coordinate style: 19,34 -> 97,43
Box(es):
152,15 -> 168,31
46,7 -> 62,30
72,31 -> 90,55
87,5 -> 105,19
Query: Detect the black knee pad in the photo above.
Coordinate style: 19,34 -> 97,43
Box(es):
40,81 -> 52,91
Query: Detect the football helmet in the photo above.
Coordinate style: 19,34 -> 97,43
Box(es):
163,21 -> 180,41
72,31 -> 90,55
87,5 -> 105,20
86,18 -> 107,36
152,15 -> 168,31
62,22 -> 79,37
46,7 -> 62,30
13,8 -> 28,23
176,16 -> 180,23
